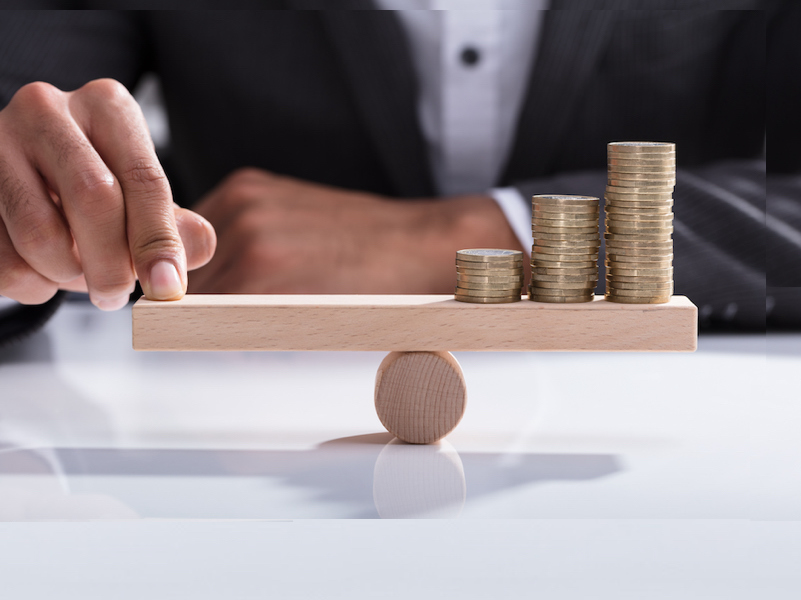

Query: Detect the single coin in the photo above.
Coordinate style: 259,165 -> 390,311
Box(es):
532,249 -> 598,260
531,260 -> 597,270
457,249 -> 523,260
533,226 -> 599,236
606,257 -> 673,267
607,165 -> 675,174
532,205 -> 600,215
457,274 -> 524,283
605,193 -> 674,203
608,141 -> 675,153
605,185 -> 674,194
535,232 -> 600,242
534,217 -> 598,227
454,294 -> 521,304
533,209 -> 599,219
606,213 -> 674,223
607,171 -> 676,181
456,280 -> 522,290
604,294 -> 670,304
607,267 -> 673,277
528,285 -> 594,297
608,161 -> 677,170
532,273 -> 598,283
607,179 -> 675,189
606,280 -> 673,291
606,274 -> 672,284
532,266 -> 598,276
605,205 -> 673,216
531,280 -> 597,290
456,260 -> 523,271
529,296 -> 593,304
457,267 -> 523,277
455,286 -> 524,297
533,194 -> 599,204
606,285 -> 673,297
606,225 -> 674,235
605,232 -> 672,241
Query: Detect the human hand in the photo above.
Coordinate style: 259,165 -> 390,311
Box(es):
188,168 -> 525,294
0,79 -> 216,309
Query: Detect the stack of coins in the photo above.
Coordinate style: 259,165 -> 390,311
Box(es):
454,249 -> 523,304
529,194 -> 600,303
605,142 -> 675,304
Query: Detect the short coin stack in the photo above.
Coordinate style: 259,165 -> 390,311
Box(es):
529,194 -> 600,303
605,142 -> 675,304
454,249 -> 523,304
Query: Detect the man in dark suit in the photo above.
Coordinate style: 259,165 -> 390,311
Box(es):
0,2 -> 795,338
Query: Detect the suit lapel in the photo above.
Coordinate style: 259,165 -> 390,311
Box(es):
502,3 -> 619,182
306,2 -> 436,197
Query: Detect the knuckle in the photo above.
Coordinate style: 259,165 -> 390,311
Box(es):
68,168 -> 120,216
131,226 -> 182,258
13,210 -> 62,252
120,160 -> 169,195
0,258 -> 54,303
79,78 -> 132,106
12,81 -> 61,114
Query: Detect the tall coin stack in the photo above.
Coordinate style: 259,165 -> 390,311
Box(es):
605,142 -> 675,304
529,194 -> 600,303
454,249 -> 523,304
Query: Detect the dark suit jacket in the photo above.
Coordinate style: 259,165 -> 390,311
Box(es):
0,1 -> 798,337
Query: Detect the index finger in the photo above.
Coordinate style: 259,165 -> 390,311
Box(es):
72,79 -> 186,300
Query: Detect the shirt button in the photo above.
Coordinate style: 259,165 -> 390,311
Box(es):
460,46 -> 481,67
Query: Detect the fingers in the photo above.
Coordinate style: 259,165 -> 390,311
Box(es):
71,79 -> 186,301
0,218 -> 58,304
174,204 -> 216,271
0,156 -> 81,286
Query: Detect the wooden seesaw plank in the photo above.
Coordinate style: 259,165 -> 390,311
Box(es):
132,294 -> 697,352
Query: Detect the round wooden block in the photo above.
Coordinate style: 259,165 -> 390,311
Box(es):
374,351 -> 467,444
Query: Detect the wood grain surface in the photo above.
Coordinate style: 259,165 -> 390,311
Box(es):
374,351 -> 467,445
132,294 -> 697,352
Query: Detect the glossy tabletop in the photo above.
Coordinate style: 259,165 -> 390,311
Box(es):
0,300 -> 798,598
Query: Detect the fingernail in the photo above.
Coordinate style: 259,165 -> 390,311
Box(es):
148,261 -> 183,300
95,294 -> 130,312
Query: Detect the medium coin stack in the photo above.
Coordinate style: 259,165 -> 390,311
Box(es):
529,194 -> 600,303
605,142 -> 675,304
454,249 -> 523,304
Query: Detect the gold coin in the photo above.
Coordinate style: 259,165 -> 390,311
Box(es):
604,294 -> 670,304
455,286 -> 525,297
607,267 -> 673,277
532,266 -> 598,276
606,279 -> 673,291
534,217 -> 598,227
605,207 -> 673,217
531,249 -> 598,260
606,285 -> 673,296
529,289 -> 595,299
606,213 -> 673,223
457,273 -> 524,283
604,253 -> 673,269
608,171 -> 676,181
532,273 -> 598,283
607,179 -> 675,189
454,294 -> 521,304
534,208 -> 599,218
606,274 -> 672,284
608,165 -> 675,174
457,249 -> 523,261
533,194 -> 599,204
533,226 -> 599,236
605,193 -> 674,203
528,294 -> 593,304
606,225 -> 673,236
457,268 -> 523,278
608,141 -> 675,153
535,232 -> 600,242
532,260 -> 597,270
533,205 -> 600,215
605,232 -> 672,241
530,281 -> 596,291
456,261 -> 523,272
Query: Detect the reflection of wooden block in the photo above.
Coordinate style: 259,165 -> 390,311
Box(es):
375,351 -> 467,445
133,294 -> 697,352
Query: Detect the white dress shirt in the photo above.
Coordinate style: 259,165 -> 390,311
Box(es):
374,0 -> 549,252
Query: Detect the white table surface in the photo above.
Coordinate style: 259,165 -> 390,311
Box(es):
0,300 -> 798,599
